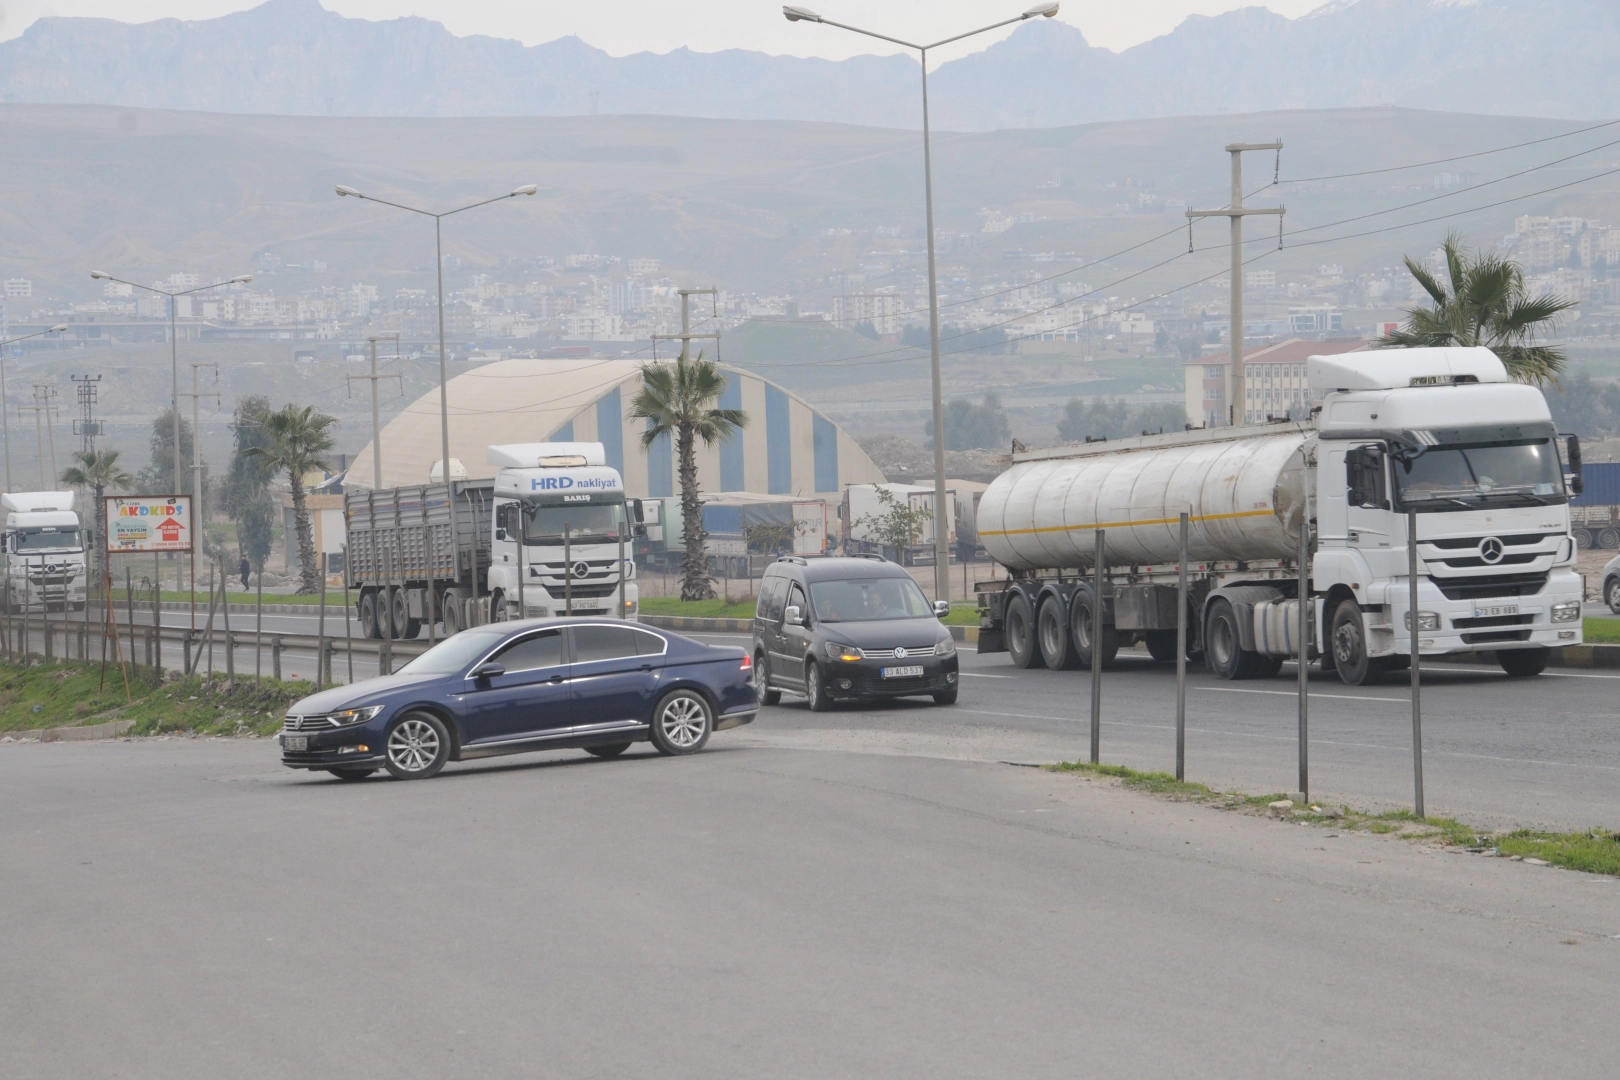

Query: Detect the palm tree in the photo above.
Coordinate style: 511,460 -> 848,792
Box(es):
60,448 -> 133,585
630,354 -> 747,601
246,404 -> 337,595
1380,231 -> 1574,385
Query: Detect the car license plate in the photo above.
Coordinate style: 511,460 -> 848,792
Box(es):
284,735 -> 308,752
1473,603 -> 1519,619
881,665 -> 924,679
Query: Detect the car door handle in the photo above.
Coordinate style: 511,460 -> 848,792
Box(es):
639,664 -> 653,671
549,675 -> 566,683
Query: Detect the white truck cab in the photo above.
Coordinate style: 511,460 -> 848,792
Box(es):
2,491 -> 89,612
485,442 -> 640,620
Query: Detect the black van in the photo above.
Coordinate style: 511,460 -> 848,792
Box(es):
750,556 -> 959,711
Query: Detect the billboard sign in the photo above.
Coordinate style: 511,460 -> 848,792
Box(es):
106,495 -> 192,553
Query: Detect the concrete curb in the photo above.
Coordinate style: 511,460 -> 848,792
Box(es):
639,613 -> 982,643
2,719 -> 136,743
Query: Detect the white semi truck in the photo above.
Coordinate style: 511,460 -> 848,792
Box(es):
974,347 -> 1585,684
1,491 -> 89,612
345,442 -> 642,637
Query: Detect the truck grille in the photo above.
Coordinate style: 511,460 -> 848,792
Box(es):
1429,572 -> 1548,602
1460,629 -> 1533,645
542,582 -> 618,600
1452,614 -> 1534,629
1438,553 -> 1541,569
1424,533 -> 1556,550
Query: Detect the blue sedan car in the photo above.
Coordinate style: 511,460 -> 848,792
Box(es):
279,620 -> 758,780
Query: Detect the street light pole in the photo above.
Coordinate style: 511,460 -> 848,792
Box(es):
334,183 -> 538,595
785,3 -> 1058,600
0,325 -> 70,490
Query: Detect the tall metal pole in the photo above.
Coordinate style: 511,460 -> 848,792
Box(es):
1090,528 -> 1104,765
1176,512 -> 1188,781
1298,504 -> 1311,803
0,348 -> 11,490
1409,508 -> 1425,818
171,297 -> 181,498
920,49 -> 949,603
435,216 -> 458,560
371,336 -> 383,488
32,387 -> 46,489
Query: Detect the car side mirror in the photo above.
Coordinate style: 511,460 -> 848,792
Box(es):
470,662 -> 505,681
783,604 -> 804,626
933,599 -> 951,618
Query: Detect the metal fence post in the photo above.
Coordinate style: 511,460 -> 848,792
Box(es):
1176,512 -> 1188,782
315,574 -> 328,692
221,565 -> 234,683
343,577 -> 354,684
1090,528 -> 1104,766
255,569 -> 263,683
1409,508 -> 1425,818
1298,508 -> 1311,803
272,635 -> 282,681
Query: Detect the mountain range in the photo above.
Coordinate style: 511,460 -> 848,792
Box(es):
0,0 -> 1615,128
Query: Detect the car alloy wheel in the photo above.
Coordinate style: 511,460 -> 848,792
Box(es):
384,713 -> 449,779
649,690 -> 712,755
754,652 -> 781,706
1608,577 -> 1620,615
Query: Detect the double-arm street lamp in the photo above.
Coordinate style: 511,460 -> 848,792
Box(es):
785,3 -> 1059,600
334,183 -> 538,558
0,324 -> 69,489
88,270 -> 252,501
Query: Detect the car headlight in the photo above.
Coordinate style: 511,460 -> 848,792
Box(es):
328,705 -> 384,726
1402,611 -> 1440,631
936,635 -> 956,657
1551,601 -> 1582,623
825,642 -> 863,661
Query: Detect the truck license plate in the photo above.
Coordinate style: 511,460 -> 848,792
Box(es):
283,735 -> 308,752
881,665 -> 924,679
1473,603 -> 1519,619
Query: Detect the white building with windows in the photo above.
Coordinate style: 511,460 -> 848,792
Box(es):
1183,338 -> 1365,427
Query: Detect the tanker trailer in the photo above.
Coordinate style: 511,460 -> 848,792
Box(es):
974,346 -> 1586,685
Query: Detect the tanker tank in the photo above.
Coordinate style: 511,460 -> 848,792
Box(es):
977,425 -> 1313,571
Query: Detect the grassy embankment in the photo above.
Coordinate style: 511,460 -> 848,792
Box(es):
0,662 -> 312,737
1049,760 -> 1620,877
638,596 -> 980,625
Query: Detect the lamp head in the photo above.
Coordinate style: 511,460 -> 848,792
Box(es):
231,274 -> 253,284
49,324 -> 68,333
335,184 -> 362,197
89,270 -> 108,280
512,184 -> 539,197
783,5 -> 822,22
1022,2 -> 1059,17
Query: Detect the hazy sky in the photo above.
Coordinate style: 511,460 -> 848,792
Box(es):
0,1 -> 1327,57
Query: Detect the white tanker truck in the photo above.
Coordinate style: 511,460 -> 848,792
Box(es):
975,346 -> 1586,685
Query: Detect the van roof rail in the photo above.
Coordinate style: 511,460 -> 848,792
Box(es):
775,555 -> 808,565
852,553 -> 889,562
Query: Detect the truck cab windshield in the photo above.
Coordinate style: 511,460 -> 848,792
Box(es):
522,502 -> 625,545
13,526 -> 82,552
1393,436 -> 1565,510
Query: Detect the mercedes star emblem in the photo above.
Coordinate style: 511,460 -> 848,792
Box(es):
894,647 -> 907,659
572,561 -> 591,579
1479,537 -> 1505,564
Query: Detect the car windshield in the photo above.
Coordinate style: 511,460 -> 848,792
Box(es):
14,526 -> 82,552
396,627 -> 509,676
810,577 -> 933,622
1393,437 -> 1565,509
523,502 -> 625,545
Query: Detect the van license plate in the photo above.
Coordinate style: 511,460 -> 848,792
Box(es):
1473,603 -> 1519,619
881,665 -> 924,679
284,735 -> 308,752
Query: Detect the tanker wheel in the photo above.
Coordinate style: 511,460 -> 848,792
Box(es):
1143,630 -> 1179,663
1036,595 -> 1082,670
1574,529 -> 1593,550
1004,591 -> 1040,669
1600,527 -> 1620,550
1202,598 -> 1279,680
1330,599 -> 1390,687
1069,586 -> 1118,670
359,591 -> 382,639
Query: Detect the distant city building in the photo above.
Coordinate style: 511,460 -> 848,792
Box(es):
1183,338 -> 1365,427
4,279 -> 31,298
833,292 -> 904,335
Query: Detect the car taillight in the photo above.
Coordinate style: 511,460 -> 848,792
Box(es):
739,654 -> 752,671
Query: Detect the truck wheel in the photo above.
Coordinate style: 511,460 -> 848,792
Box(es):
440,589 -> 463,635
1497,648 -> 1549,677
1574,529 -> 1593,550
1202,599 -> 1279,680
1070,586 -> 1118,669
1607,577 -> 1620,615
1143,630 -> 1179,662
1037,595 -> 1081,669
490,590 -> 510,622
359,591 -> 381,639
390,587 -> 421,640
1600,528 -> 1620,550
1330,599 -> 1390,686
1005,591 -> 1040,669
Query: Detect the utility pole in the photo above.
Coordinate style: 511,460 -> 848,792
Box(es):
71,374 -> 102,455
42,386 -> 58,487
1187,141 -> 1284,427
28,386 -> 49,489
350,335 -> 403,488
651,288 -> 720,361
181,362 -> 219,623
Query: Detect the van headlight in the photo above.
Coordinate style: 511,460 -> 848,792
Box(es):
328,705 -> 384,726
825,642 -> 863,661
1551,601 -> 1581,623
935,635 -> 956,657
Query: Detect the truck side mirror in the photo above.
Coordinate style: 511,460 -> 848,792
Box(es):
1346,445 -> 1388,509
1566,434 -> 1585,496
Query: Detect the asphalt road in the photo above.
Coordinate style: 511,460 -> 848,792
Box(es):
3,727 -> 1616,1078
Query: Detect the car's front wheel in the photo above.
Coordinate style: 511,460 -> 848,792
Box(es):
383,712 -> 450,780
326,768 -> 377,781
932,686 -> 958,705
649,690 -> 712,755
805,660 -> 834,712
754,651 -> 781,706
1607,576 -> 1620,615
